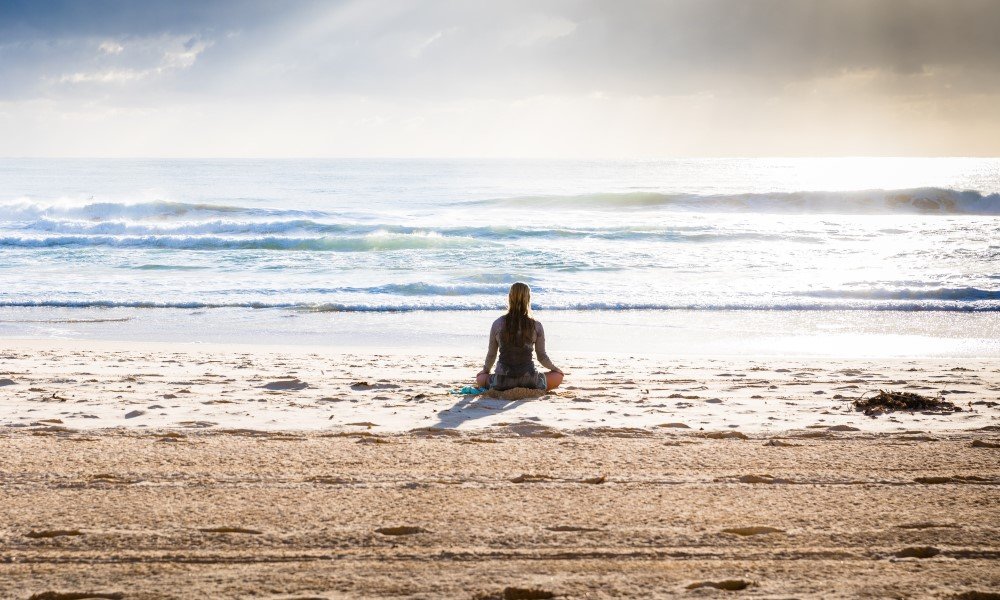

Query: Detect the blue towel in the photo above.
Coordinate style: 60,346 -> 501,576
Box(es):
452,386 -> 488,395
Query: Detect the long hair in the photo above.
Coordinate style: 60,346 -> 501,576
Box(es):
502,282 -> 535,346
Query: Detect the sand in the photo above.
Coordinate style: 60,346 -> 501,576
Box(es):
1,339 -> 999,598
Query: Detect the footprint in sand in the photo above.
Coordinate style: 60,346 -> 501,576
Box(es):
176,420 -> 217,428
198,526 -> 262,534
350,381 -> 400,391
827,425 -> 860,432
686,580 -> 752,591
29,593 -> 124,600
701,431 -> 748,440
493,588 -> 555,600
261,378 -> 309,391
375,526 -> 429,536
25,529 -> 83,539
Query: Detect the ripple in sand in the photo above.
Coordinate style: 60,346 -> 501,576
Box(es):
896,522 -> 960,530
375,526 -> 428,536
198,526 -> 262,534
913,475 -> 992,484
510,474 -> 554,484
894,546 -> 940,559
732,474 -> 793,484
475,588 -> 555,600
722,526 -> 784,536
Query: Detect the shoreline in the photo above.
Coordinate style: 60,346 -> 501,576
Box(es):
2,307 -> 999,359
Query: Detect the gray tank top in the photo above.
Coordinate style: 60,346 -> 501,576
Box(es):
498,321 -> 537,376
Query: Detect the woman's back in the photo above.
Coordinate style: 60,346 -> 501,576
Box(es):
493,316 -> 542,377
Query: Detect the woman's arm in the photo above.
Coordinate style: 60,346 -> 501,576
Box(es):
481,318 -> 501,374
534,321 -> 560,372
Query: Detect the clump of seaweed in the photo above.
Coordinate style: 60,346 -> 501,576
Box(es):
854,390 -> 960,416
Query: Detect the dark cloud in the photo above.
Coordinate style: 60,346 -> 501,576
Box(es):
2,0 -> 1000,102
0,0 -> 284,37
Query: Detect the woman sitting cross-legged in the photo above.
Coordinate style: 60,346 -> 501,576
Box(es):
476,282 -> 563,392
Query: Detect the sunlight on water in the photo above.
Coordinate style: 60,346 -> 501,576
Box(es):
1,158 -> 998,316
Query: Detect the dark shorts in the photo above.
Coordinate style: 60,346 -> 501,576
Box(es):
489,371 -> 547,391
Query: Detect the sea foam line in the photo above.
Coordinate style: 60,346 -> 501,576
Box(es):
0,299 -> 997,312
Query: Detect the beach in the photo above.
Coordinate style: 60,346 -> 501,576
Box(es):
2,338 -> 999,598
2,157 -> 999,596
5,0 -> 1000,593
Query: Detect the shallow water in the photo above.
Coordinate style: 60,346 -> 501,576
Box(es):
1,158 -> 998,343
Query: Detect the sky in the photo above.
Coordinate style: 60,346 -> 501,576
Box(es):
1,0 -> 999,158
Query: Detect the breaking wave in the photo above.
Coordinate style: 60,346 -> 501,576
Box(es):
0,233 -> 484,251
0,198 -> 322,221
467,187 -> 1000,214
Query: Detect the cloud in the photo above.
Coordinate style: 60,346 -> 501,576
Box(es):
98,40 -> 124,55
1,0 -> 999,156
504,15 -> 577,47
409,29 -> 447,58
46,35 -> 211,90
59,68 -> 145,84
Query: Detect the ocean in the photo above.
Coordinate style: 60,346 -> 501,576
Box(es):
2,157 -> 998,356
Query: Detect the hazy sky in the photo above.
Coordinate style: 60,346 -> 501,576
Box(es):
2,0 -> 999,158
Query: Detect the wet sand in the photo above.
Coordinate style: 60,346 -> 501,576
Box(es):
1,340 -> 999,598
